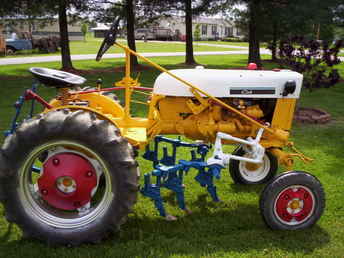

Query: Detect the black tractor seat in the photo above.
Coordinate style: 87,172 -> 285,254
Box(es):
29,67 -> 87,88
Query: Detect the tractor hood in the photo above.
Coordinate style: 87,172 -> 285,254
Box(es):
153,68 -> 303,99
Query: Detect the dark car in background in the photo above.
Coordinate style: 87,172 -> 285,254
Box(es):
135,27 -> 173,41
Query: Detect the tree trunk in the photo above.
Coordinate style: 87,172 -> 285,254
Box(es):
248,0 -> 261,67
126,0 -> 138,67
271,21 -> 277,61
185,0 -> 196,65
316,23 -> 320,40
58,0 -> 74,70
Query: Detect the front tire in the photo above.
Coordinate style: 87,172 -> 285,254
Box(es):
0,109 -> 138,245
229,147 -> 278,184
6,46 -> 16,55
259,171 -> 325,230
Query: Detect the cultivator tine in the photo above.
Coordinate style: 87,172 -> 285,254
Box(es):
142,145 -> 156,163
141,137 -> 225,218
140,173 -> 166,217
161,147 -> 175,166
163,171 -> 186,211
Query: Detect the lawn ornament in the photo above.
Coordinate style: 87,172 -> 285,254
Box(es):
0,22 -> 325,245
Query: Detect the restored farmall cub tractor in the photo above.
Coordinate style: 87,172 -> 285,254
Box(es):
0,23 -> 325,246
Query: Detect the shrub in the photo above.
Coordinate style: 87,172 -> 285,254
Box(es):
276,37 -> 343,90
194,24 -> 201,41
222,37 -> 243,42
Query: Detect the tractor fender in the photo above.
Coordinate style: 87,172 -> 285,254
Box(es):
47,92 -> 125,118
43,105 -> 122,135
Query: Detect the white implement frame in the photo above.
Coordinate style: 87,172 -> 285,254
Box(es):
207,128 -> 266,167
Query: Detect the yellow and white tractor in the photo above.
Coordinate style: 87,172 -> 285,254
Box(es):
0,22 -> 325,245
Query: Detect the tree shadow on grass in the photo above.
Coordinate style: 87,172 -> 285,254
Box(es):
0,201 -> 330,258
120,203 -> 329,257
229,183 -> 264,194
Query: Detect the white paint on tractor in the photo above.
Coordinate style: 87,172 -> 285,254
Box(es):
153,68 -> 303,99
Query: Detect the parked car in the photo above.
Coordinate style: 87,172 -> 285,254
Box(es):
5,33 -> 32,54
154,28 -> 173,40
135,27 -> 173,41
135,29 -> 155,40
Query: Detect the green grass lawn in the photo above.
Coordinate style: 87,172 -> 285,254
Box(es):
198,41 -> 249,47
197,41 -> 269,48
1,36 -> 239,58
0,55 -> 344,257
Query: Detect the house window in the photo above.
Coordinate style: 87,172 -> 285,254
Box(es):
225,27 -> 233,37
236,28 -> 241,36
211,25 -> 217,36
201,24 -> 207,35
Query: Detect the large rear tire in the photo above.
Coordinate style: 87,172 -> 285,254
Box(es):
0,109 -> 138,245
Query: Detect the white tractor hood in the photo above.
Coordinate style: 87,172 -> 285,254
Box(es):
153,68 -> 303,99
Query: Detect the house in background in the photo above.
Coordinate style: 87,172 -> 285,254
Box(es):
91,24 -> 110,38
89,16 -> 241,41
1,16 -> 83,41
159,15 -> 241,40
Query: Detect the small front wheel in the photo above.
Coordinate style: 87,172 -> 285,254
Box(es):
259,171 -> 325,230
229,147 -> 278,184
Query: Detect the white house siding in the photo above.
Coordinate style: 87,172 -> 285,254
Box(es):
2,18 -> 83,41
32,22 -> 83,41
158,16 -> 240,40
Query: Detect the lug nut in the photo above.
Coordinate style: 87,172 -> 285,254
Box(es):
52,158 -> 60,166
41,189 -> 48,195
86,171 -> 93,177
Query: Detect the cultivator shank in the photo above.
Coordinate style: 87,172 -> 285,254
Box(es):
141,136 -> 225,219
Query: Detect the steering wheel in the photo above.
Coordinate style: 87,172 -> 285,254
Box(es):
96,18 -> 121,62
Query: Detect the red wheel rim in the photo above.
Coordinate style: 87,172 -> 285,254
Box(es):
38,152 -> 98,210
274,185 -> 315,225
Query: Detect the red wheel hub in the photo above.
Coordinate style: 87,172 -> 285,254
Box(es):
275,186 -> 314,224
38,153 -> 97,210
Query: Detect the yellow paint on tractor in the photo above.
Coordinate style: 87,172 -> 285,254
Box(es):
272,98 -> 297,130
43,42 -> 312,169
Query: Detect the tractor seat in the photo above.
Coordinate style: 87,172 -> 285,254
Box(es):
29,67 -> 86,88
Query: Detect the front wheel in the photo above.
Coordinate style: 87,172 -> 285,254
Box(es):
259,171 -> 325,230
229,147 -> 278,184
0,109 -> 138,245
6,46 -> 16,55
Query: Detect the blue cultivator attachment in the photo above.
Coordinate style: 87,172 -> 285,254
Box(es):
141,136 -> 224,220
4,81 -> 39,137
4,80 -> 52,137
